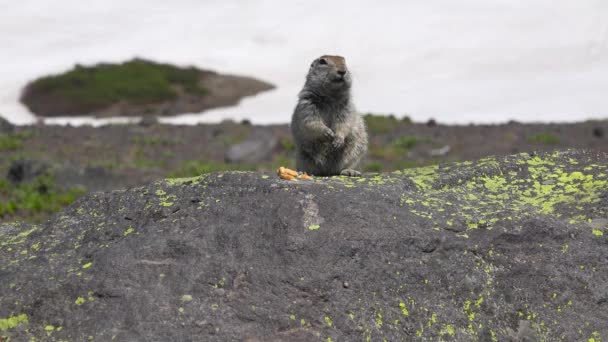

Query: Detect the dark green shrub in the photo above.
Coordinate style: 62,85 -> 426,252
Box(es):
528,132 -> 559,145
364,162 -> 383,172
363,114 -> 400,134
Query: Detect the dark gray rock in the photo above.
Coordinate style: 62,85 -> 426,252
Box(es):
139,116 -> 159,127
6,159 -> 50,184
1,150 -> 607,341
0,116 -> 14,134
593,127 -> 604,138
225,129 -> 278,163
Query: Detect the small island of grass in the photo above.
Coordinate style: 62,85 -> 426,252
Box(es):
21,58 -> 274,117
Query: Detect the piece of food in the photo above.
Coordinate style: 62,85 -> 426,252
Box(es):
299,173 -> 312,180
276,167 -> 313,181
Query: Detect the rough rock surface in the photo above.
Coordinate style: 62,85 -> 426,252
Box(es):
1,150 -> 607,341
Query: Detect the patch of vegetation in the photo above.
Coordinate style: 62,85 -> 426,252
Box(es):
364,162 -> 383,172
528,132 -> 559,145
132,136 -> 183,146
394,159 -> 434,170
221,131 -> 251,146
24,59 -> 208,114
363,114 -> 401,134
270,154 -> 295,169
86,160 -> 120,170
393,136 -> 418,150
368,136 -> 420,162
134,158 -> 167,169
280,137 -> 295,151
0,176 -> 85,222
0,131 -> 32,152
131,146 -> 168,169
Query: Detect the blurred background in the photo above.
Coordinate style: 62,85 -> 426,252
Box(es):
2,0 -> 608,125
1,0 -> 607,222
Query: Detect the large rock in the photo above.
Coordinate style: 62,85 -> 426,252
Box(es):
1,150 -> 607,341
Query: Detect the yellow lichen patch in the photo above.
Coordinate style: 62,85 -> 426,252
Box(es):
123,226 -> 135,236
399,302 -> 409,316
427,312 -> 437,327
45,324 -> 56,336
82,262 -> 93,269
588,331 -> 602,342
441,323 -> 455,336
0,313 -> 28,331
376,312 -> 383,327
592,229 -> 604,237
154,188 -> 177,207
308,224 -> 320,231
324,316 -> 333,327
463,300 -> 475,321
398,152 -> 608,239
75,296 -> 86,305
402,165 -> 440,190
164,176 -> 204,186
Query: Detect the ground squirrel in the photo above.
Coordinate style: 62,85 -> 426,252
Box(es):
291,55 -> 368,176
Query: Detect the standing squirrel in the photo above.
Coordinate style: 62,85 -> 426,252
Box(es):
291,55 -> 368,176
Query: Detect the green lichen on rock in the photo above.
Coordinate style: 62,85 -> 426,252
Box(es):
0,313 -> 28,331
308,224 -> 320,231
123,226 -> 135,236
400,151 -> 608,231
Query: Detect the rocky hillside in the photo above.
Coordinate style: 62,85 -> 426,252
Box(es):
1,150 -> 607,341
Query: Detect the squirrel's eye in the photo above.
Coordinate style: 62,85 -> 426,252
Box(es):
318,58 -> 327,65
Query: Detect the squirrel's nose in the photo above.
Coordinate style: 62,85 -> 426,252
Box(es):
337,70 -> 346,76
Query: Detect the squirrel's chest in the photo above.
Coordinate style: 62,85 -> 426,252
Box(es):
319,109 -> 349,130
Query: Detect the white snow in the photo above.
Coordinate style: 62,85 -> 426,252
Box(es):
1,0 -> 607,125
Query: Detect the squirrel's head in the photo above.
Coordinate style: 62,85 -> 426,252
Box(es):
305,55 -> 351,94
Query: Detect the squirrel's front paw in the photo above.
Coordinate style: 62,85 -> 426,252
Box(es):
323,128 -> 335,141
332,135 -> 345,149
